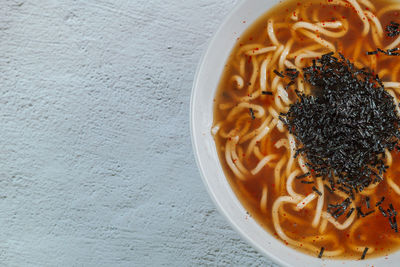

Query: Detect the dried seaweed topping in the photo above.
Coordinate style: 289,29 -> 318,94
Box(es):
301,180 -> 314,184
282,53 -> 400,193
312,186 -> 322,196
249,108 -> 255,120
296,172 -> 311,179
274,69 -> 284,78
386,21 -> 400,37
328,198 -> 351,219
318,247 -> 325,258
262,91 -> 273,95
379,206 -> 387,217
367,47 -> 400,56
346,208 -> 355,218
324,184 -> 334,194
361,247 -> 369,260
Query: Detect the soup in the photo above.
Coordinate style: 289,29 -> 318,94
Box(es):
212,0 -> 400,260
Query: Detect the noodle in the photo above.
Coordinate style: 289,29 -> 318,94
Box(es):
297,29 -> 336,51
213,0 -> 400,259
297,192 -> 317,210
272,196 -> 344,256
312,178 -> 324,228
267,19 -> 280,46
244,46 -> 277,56
260,185 -> 268,213
260,55 -> 272,91
347,0 -> 370,36
251,154 -> 278,175
225,136 -> 246,180
292,21 -> 348,38
231,75 -> 244,90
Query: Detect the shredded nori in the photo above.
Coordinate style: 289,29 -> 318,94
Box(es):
361,247 -> 369,260
285,80 -> 295,90
356,207 -> 364,218
367,47 -> 400,56
387,208 -> 394,217
328,198 -> 351,219
249,108 -> 255,120
389,215 -> 399,232
312,186 -> 322,196
379,206 -> 387,217
296,172 -> 311,179
274,69 -> 284,78
363,210 -> 375,217
346,208 -> 355,218
376,196 -> 385,207
386,21 -> 400,37
324,184 -> 334,194
318,247 -> 325,258
390,203 -> 397,216
301,180 -> 314,184
262,91 -> 273,95
366,197 -> 370,209
282,53 -> 400,194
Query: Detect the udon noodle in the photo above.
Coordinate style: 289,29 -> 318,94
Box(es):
212,0 -> 400,259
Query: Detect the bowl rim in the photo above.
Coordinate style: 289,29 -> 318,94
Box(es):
189,1 -> 290,266
189,0 -> 396,266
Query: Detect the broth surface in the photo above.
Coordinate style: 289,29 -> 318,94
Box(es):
213,0 -> 400,259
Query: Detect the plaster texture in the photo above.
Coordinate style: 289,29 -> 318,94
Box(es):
2,0 -> 277,266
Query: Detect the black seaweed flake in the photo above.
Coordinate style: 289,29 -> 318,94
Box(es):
293,149 -> 301,159
388,48 -> 400,56
382,203 -> 400,232
377,48 -> 386,54
379,206 -> 387,217
249,108 -> 255,120
363,210 -> 375,217
367,47 -> 400,56
301,180 -> 314,184
324,184 -> 334,194
312,186 -> 322,196
282,53 -> 400,194
286,68 -> 296,72
296,172 -> 311,179
356,207 -> 364,218
262,91 -> 273,95
388,215 -> 398,232
333,208 -> 346,219
386,21 -> 400,37
393,216 -> 398,233
361,247 -> 369,260
329,198 -> 351,219
318,247 -> 325,258
390,204 -> 398,216
338,187 -> 351,195
346,208 -> 355,218
376,196 -> 385,207
366,197 -> 370,209
274,69 -> 284,78
387,208 -> 394,217
285,81 -> 295,90
285,69 -> 299,80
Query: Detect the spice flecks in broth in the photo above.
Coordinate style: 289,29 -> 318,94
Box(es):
212,0 -> 400,260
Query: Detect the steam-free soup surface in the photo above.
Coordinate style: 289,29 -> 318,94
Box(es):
213,0 -> 400,259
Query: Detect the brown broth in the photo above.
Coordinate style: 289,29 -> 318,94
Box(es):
213,0 -> 400,259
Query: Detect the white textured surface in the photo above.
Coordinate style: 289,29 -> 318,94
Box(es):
1,1 -> 276,266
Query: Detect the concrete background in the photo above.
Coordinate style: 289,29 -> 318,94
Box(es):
1,0 -> 276,266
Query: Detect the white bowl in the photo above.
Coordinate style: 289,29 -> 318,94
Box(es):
190,0 -> 398,266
